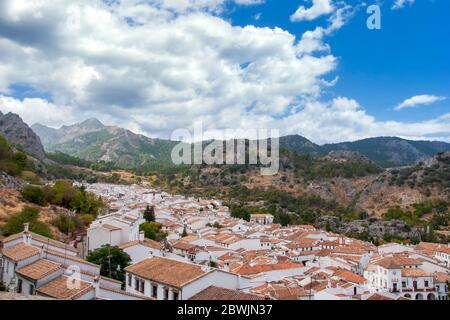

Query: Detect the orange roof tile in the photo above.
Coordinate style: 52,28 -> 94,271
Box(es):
16,259 -> 62,281
124,257 -> 206,288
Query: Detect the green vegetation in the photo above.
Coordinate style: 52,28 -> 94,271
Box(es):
86,245 -> 132,283
389,152 -> 450,193
0,135 -> 31,176
0,281 -> 6,292
51,214 -> 77,235
382,200 -> 449,243
143,205 -> 155,222
2,207 -> 53,238
286,151 -> 382,181
22,185 -> 46,206
139,222 -> 167,242
21,180 -> 105,215
226,185 -> 360,227
47,151 -> 116,172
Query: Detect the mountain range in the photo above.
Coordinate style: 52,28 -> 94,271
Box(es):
31,118 -> 450,168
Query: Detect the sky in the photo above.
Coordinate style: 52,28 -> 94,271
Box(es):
0,0 -> 449,144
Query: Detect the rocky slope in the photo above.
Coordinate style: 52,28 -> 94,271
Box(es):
0,112 -> 46,159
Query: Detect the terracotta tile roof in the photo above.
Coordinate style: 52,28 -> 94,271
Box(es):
1,243 -> 40,263
434,272 -> 450,283
36,276 -> 94,300
119,238 -> 163,250
16,259 -> 62,281
124,257 -> 207,288
401,269 -> 432,278
333,269 -> 366,284
366,293 -> 395,300
232,261 -> 303,275
377,255 -> 423,270
189,286 -> 263,300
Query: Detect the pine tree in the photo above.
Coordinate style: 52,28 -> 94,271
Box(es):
143,205 -> 155,222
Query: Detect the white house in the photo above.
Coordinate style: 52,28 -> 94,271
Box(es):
124,256 -> 244,300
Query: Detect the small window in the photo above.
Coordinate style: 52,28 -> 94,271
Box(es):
140,280 -> 145,294
424,281 -> 429,287
17,279 -> 23,294
164,288 -> 169,300
173,291 -> 179,301
29,284 -> 35,295
135,279 -> 140,291
128,274 -> 132,287
152,285 -> 158,298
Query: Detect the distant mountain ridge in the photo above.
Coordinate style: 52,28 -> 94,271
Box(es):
31,119 -> 450,168
32,119 -> 179,169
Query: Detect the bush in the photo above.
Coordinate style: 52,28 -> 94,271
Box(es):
3,207 -> 53,238
22,186 -> 47,206
51,214 -> 77,234
139,222 -> 167,242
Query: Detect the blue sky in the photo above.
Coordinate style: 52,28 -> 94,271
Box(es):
224,0 -> 450,123
0,0 -> 449,143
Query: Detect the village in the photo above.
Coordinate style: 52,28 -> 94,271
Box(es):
1,182 -> 449,301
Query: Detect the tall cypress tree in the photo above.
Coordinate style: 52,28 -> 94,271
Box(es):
143,205 -> 155,222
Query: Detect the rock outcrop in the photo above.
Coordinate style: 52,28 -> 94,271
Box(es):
0,112 -> 46,159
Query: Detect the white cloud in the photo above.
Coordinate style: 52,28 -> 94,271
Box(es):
290,0 -> 334,22
395,95 -> 446,111
0,0 -> 448,144
392,0 -> 415,10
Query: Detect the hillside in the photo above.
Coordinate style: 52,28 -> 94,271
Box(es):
32,120 -> 180,169
320,137 -> 450,167
32,120 -> 450,169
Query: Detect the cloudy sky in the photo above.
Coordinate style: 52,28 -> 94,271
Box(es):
0,0 -> 449,143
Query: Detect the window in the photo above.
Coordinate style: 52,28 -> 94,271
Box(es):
135,278 -> 140,291
128,274 -> 132,287
164,288 -> 169,300
17,279 -> 23,294
152,285 -> 158,298
402,281 -> 406,288
139,280 -> 145,294
29,284 -> 35,295
5,261 -> 9,273
424,281 -> 429,288
173,291 -> 179,301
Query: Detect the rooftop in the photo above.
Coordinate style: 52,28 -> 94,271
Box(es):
189,286 -> 263,300
36,275 -> 94,300
16,259 -> 62,281
1,243 -> 40,263
124,256 -> 207,288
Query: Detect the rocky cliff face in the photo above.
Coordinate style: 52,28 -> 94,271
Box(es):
0,112 -> 46,159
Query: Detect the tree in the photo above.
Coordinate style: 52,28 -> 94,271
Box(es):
86,245 -> 131,283
143,205 -> 155,222
22,186 -> 47,206
140,222 -> 167,242
181,225 -> 188,237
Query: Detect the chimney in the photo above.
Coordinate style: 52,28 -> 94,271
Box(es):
23,223 -> 32,244
139,231 -> 145,241
93,276 -> 100,298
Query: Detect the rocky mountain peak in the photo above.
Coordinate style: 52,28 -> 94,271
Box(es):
0,111 -> 46,159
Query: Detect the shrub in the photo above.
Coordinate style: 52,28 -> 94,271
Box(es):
3,207 -> 53,238
22,186 -> 47,206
